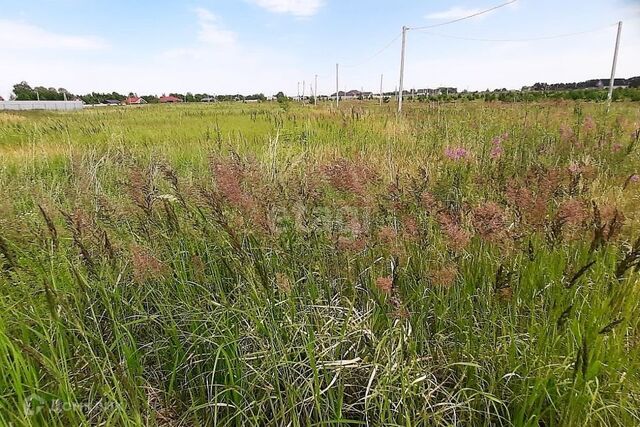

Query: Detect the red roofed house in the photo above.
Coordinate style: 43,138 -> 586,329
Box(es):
159,95 -> 183,103
124,96 -> 147,105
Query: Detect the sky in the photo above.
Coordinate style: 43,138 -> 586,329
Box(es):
0,0 -> 639,99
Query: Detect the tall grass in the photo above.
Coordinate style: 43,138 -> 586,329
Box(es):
0,101 -> 639,426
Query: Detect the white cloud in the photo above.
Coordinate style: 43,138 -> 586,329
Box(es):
425,6 -> 486,21
160,8 -> 237,59
193,7 -> 236,46
0,19 -> 108,50
247,0 -> 324,17
140,7 -> 303,95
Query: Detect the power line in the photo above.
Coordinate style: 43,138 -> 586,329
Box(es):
397,0 -> 518,112
341,32 -> 402,69
409,0 -> 517,31
412,22 -> 617,42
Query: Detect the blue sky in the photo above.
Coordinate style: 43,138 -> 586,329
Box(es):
0,0 -> 639,98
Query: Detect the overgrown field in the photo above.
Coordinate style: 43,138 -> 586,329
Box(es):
1,101 -> 640,426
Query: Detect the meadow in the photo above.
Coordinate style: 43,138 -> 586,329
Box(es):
0,100 -> 639,426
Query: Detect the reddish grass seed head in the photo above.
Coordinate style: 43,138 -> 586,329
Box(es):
322,158 -> 375,202
582,116 -> 596,132
431,264 -> 458,288
210,157 -> 252,211
401,216 -> 419,239
375,276 -> 393,295
377,226 -> 397,245
275,273 -> 292,293
472,202 -> 507,241
599,205 -> 626,240
505,181 -> 547,226
568,162 -> 581,175
559,124 -> 576,144
437,212 -> 471,251
337,236 -> 367,252
131,245 -> 168,283
556,199 -> 589,228
420,191 -> 439,214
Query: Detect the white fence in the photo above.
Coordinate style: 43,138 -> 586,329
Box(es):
0,101 -> 84,111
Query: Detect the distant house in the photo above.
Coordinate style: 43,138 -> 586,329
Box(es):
159,95 -> 182,103
330,90 -> 374,100
345,90 -> 361,99
201,97 -> 216,102
103,99 -> 121,105
124,96 -> 147,105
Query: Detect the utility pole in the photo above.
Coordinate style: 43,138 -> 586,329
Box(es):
314,74 -> 318,105
336,63 -> 339,108
379,74 -> 384,106
398,26 -> 408,113
607,21 -> 622,110
297,82 -> 300,102
303,80 -> 306,101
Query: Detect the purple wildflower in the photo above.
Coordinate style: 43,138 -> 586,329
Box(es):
583,116 -> 596,132
444,147 -> 469,161
490,132 -> 507,159
568,162 -> 581,175
490,144 -> 503,159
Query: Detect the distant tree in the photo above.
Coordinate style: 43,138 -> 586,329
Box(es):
245,93 -> 266,101
80,91 -> 125,104
12,81 -> 37,100
31,86 -> 62,100
276,92 -> 290,111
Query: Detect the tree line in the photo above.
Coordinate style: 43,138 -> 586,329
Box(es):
9,82 -> 269,104
8,80 -> 640,105
414,87 -> 640,103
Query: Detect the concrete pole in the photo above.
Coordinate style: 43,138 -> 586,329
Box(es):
336,63 -> 339,108
398,26 -> 408,113
607,21 -> 622,110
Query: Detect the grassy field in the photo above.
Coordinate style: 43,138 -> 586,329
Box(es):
1,100 -> 639,426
